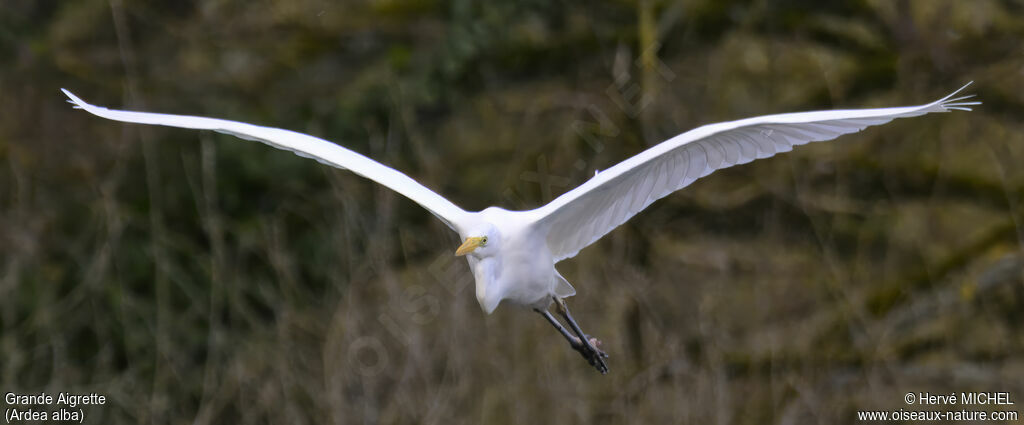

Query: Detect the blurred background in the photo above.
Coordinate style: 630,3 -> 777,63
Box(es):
2,0 -> 1023,423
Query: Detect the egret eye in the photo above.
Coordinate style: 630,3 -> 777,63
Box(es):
481,236 -> 488,245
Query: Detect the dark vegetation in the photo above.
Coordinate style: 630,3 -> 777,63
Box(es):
1,0 -> 1022,423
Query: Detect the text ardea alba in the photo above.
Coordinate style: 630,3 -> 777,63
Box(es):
63,83 -> 978,373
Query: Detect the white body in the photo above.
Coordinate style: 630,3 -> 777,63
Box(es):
63,84 -> 978,314
459,207 -> 576,312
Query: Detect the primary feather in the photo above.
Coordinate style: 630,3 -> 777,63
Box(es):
61,89 -> 468,232
529,82 -> 978,261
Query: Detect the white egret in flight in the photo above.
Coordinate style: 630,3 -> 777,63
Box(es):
63,83 -> 978,373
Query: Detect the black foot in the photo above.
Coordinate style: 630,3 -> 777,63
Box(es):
534,305 -> 610,374
570,334 -> 609,374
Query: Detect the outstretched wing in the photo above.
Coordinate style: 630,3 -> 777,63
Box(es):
63,90 -> 469,232
531,83 -> 979,262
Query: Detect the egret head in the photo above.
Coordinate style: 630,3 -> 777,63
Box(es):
455,225 -> 499,257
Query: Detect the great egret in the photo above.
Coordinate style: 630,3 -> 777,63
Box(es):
63,83 -> 978,374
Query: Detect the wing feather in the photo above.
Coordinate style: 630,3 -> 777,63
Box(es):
531,83 -> 978,262
62,90 -> 469,232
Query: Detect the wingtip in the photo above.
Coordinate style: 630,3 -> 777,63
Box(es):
954,80 -> 974,94
939,81 -> 975,102
62,88 -> 84,105
936,81 -> 979,112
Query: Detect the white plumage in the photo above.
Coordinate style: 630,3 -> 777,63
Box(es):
64,83 -> 978,373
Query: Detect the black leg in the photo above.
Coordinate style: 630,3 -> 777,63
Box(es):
555,298 -> 609,370
535,308 -> 581,346
535,298 -> 609,374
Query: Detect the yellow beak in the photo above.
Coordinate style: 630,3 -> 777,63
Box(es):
455,236 -> 485,256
